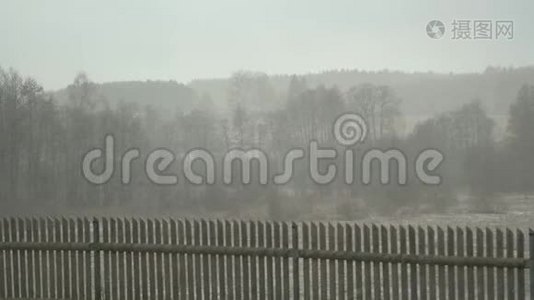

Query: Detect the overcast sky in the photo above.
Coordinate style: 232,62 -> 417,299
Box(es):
2,0 -> 533,89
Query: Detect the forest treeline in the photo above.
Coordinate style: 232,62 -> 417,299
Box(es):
0,67 -> 533,218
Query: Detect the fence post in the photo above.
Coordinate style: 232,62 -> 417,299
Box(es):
93,218 -> 101,300
292,222 -> 300,300
530,230 -> 534,300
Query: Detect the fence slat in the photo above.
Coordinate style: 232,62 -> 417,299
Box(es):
496,228 -> 505,300
381,225 -> 390,300
437,226 -> 446,300
185,219 -> 194,300
390,226 -> 399,300
345,224 -> 354,300
338,224 -> 346,300
418,226 -> 427,300
202,220 -> 210,300
475,228 -> 485,300
248,221 -> 256,300
517,229 -> 525,300
273,221 -> 282,300
155,219 -> 164,300
281,222 -> 290,300
486,228 -> 495,299
354,224 -> 362,300
373,225 -> 381,299
447,227 -> 456,300
34,218 -> 43,299
125,219 -> 134,300
242,221 -> 251,300
132,219 -> 142,300
427,226 -> 436,299
457,227 -> 465,299
258,221 -> 266,299
177,219 -> 186,300
465,227 -> 475,300
211,220 -> 220,300
363,225 -> 372,300
0,219 -> 4,299
320,223 -> 328,300
266,221 -> 274,300
329,223 -> 337,299
506,229 -> 515,300
400,226 -> 409,300
310,222 -> 319,300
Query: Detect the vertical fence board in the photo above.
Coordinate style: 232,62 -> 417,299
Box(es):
475,228 -> 485,300
437,227 -> 446,300
363,225 -> 372,300
139,219 -> 149,300
124,219 -> 134,300
390,226 -> 399,300
233,220 -> 242,300
457,227 -> 465,300
85,218 -> 93,300
400,226 -> 408,300
177,219 -> 186,300
506,229 -> 515,300
427,226 -> 436,299
354,224 -> 362,300
273,222 -> 282,300
193,220 -> 202,300
496,228 -> 505,300
409,226 -> 417,300
248,221 -> 257,300
202,220 -> 210,300
320,223 -> 328,300
111,218 -> 119,300
0,219 -> 4,299
184,220 -> 194,300
148,219 -> 157,300
517,229 -> 525,300
155,219 -> 164,300
282,222 -> 290,300
329,223 -> 337,299
465,227 -> 475,300
345,224 -> 354,300
266,221 -> 274,300
5,219 -> 13,299
372,225 -> 381,300
210,220 -> 219,300
447,227 -> 456,300
486,228 -> 495,300
338,224 -> 346,300
258,221 -> 267,299
34,218 -> 43,299
418,227 -> 427,300
529,230 -> 534,300
132,219 -> 141,300
242,221 -> 251,300
311,222 -> 319,300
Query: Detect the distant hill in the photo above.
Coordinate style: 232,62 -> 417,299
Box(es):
190,67 -> 534,116
52,67 -> 534,133
54,80 -> 200,116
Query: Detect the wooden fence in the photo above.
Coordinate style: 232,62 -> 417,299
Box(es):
0,217 -> 532,299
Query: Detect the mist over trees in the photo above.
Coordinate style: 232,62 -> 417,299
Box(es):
0,66 -> 533,219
